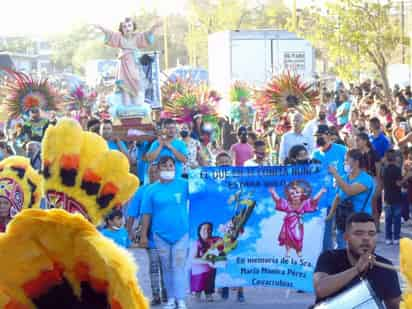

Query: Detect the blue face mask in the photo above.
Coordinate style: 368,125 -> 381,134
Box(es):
0,151 -> 5,161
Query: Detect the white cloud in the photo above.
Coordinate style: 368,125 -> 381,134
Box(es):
188,172 -> 206,194
238,226 -> 253,241
255,212 -> 285,255
255,197 -> 277,215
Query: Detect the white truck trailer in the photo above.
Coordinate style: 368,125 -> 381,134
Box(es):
208,30 -> 315,94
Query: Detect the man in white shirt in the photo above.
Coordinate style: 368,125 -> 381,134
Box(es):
244,140 -> 271,167
302,104 -> 330,151
279,112 -> 312,164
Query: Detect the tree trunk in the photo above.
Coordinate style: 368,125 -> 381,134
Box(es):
377,63 -> 392,104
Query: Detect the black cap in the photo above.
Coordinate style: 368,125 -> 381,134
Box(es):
314,124 -> 330,136
238,126 -> 248,135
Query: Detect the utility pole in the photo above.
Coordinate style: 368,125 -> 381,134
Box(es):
401,0 -> 405,64
163,16 -> 169,70
292,0 -> 297,32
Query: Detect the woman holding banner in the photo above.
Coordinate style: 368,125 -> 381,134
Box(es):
140,156 -> 189,309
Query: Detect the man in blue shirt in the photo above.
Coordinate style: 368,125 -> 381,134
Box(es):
99,119 -> 130,160
369,117 -> 391,160
125,163 -> 167,306
312,125 -> 347,251
126,163 -> 159,236
146,118 -> 188,177
336,92 -> 351,127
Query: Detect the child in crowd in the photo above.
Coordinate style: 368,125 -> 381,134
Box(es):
101,209 -> 138,249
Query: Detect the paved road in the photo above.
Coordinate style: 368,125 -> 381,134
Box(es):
130,221 -> 412,308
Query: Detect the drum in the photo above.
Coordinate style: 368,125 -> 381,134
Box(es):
314,280 -> 385,309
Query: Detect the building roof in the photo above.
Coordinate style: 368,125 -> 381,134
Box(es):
0,53 -> 14,69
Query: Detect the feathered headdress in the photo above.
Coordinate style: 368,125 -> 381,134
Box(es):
0,156 -> 42,220
0,68 -> 61,118
255,71 -> 319,121
0,209 -> 148,309
0,120 -> 147,309
41,118 -> 139,226
64,86 -> 95,111
161,78 -> 219,124
230,81 -> 251,103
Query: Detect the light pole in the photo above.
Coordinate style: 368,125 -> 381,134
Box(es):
163,16 -> 169,70
292,0 -> 297,32
401,0 -> 405,64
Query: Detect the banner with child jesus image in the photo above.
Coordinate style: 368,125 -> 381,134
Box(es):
188,165 -> 333,292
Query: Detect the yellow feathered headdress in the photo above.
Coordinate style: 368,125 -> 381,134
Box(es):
0,209 -> 148,309
0,119 -> 147,309
0,156 -> 41,220
41,118 -> 139,226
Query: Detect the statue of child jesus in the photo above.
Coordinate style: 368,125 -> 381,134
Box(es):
93,18 -> 162,109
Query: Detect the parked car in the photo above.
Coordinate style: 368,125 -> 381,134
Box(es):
161,66 -> 208,85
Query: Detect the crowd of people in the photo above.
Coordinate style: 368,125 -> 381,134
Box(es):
0,78 -> 410,309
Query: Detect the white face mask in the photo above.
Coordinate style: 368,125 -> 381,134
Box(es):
344,164 -> 352,174
160,171 -> 175,181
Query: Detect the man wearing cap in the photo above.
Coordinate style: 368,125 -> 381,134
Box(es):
312,124 -> 347,251
279,112 -> 312,164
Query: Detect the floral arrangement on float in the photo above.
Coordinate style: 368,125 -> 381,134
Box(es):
161,77 -> 220,126
65,85 -> 96,111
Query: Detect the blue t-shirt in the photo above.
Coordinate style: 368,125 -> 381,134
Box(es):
127,183 -> 155,218
136,141 -> 151,184
101,227 -> 131,248
148,138 -> 188,177
338,171 -> 375,215
370,132 -> 391,160
336,101 -> 351,125
126,183 -> 158,249
107,140 -> 127,152
312,143 -> 347,203
312,143 -> 347,175
140,178 -> 189,244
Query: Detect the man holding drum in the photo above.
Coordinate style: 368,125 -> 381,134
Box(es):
313,212 -> 401,309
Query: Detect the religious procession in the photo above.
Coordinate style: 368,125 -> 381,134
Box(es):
0,0 -> 412,308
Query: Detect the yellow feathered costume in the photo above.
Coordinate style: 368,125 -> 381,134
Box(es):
401,238 -> 412,309
0,119 -> 147,309
41,119 -> 139,225
0,156 -> 42,220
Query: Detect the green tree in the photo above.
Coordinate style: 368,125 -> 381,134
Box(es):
307,0 -> 405,98
50,23 -> 91,71
72,40 -> 117,74
186,0 -> 253,67
134,11 -> 189,69
0,37 -> 35,54
186,0 -> 291,68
